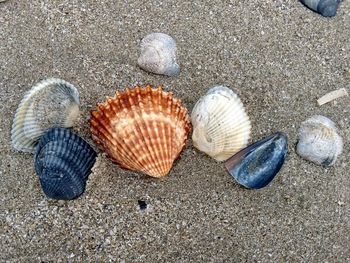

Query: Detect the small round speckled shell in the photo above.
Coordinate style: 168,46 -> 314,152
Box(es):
138,33 -> 180,76
11,78 -> 80,153
191,86 -> 251,161
35,128 -> 97,200
296,115 -> 343,166
90,85 -> 191,178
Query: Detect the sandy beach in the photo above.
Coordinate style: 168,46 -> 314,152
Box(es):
1,1 -> 349,262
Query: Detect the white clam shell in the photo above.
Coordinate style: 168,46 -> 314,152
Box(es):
11,78 -> 80,153
137,32 -> 180,76
191,86 -> 251,161
296,115 -> 343,166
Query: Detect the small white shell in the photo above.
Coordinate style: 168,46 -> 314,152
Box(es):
11,78 -> 80,153
137,32 -> 180,76
296,115 -> 343,166
191,86 -> 251,161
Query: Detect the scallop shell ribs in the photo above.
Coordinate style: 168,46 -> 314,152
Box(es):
90,85 -> 191,177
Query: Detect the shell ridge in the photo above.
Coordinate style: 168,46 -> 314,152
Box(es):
149,89 -> 170,175
90,114 -> 118,147
139,113 -> 163,173
191,86 -> 251,161
90,118 -> 136,167
11,78 -> 80,152
138,89 -> 165,175
105,99 -> 154,173
206,118 -> 251,138
131,116 -> 159,175
44,138 -> 88,176
117,91 -> 158,174
158,89 -> 171,172
173,111 -> 190,160
164,92 -> 174,167
35,128 -> 96,200
145,87 -> 167,175
90,85 -> 191,177
127,89 -> 160,173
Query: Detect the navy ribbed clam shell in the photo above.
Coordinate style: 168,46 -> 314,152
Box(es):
35,128 -> 97,200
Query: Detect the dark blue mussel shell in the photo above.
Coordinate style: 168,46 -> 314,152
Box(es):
300,0 -> 341,17
224,132 -> 288,189
35,127 -> 97,200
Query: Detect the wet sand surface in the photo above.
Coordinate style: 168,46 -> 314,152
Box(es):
1,1 -> 349,262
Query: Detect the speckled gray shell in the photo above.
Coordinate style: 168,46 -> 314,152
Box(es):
35,128 -> 97,200
300,0 -> 341,17
11,78 -> 80,153
191,86 -> 251,161
137,33 -> 180,76
296,115 -> 343,166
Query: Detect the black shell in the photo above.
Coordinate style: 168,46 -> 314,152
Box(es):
300,0 -> 341,17
224,132 -> 288,189
35,128 -> 97,200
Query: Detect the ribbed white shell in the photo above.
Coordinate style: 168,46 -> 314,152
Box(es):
137,33 -> 180,76
191,86 -> 251,161
11,78 -> 80,153
296,115 -> 343,166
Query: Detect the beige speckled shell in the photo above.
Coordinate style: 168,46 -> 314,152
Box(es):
296,115 -> 343,166
191,86 -> 251,161
11,78 -> 80,153
137,33 -> 180,76
90,85 -> 191,177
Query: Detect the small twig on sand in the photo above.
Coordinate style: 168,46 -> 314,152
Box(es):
317,88 -> 349,106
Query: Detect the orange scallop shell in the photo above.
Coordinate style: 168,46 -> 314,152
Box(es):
90,85 -> 191,178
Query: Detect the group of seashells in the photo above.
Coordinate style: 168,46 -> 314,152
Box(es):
10,32 -> 345,200
11,78 -> 97,200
